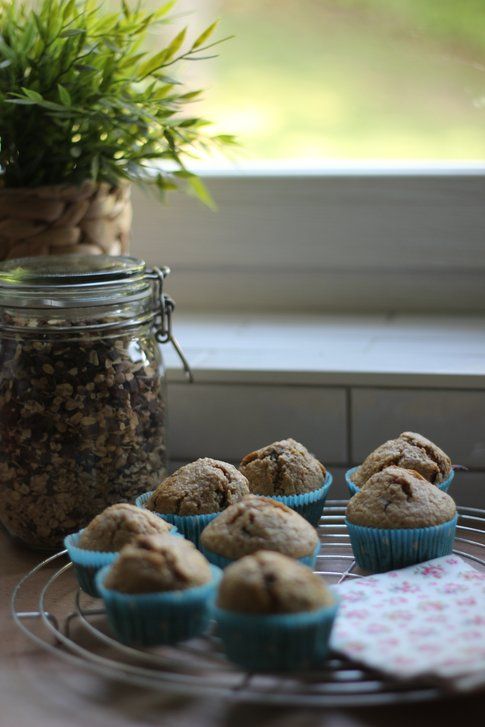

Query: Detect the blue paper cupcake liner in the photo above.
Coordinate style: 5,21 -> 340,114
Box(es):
64,531 -> 118,598
135,491 -> 217,547
215,600 -> 339,671
438,470 -> 455,493
344,467 -> 363,497
200,541 -> 321,570
96,564 -> 222,646
346,514 -> 458,573
345,466 -> 455,497
266,472 -> 333,526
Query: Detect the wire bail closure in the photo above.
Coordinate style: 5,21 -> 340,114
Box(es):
147,266 -> 193,383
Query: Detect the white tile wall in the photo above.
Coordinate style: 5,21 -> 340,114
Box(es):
452,471 -> 485,508
165,314 -> 485,511
167,383 -> 347,463
351,389 -> 485,467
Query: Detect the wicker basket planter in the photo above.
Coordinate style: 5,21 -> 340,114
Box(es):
0,181 -> 132,260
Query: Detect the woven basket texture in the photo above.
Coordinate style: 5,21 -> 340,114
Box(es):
0,181 -> 132,260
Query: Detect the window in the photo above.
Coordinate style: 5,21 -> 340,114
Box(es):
176,0 -> 485,163
130,1 -> 485,313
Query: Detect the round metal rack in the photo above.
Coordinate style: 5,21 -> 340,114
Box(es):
11,500 -> 485,707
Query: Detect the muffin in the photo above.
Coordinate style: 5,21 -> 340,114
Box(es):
96,533 -> 221,646
348,432 -> 453,496
104,533 -> 211,593
78,503 -> 173,551
64,503 -> 175,597
200,495 -> 320,568
215,551 -> 338,670
240,438 -> 326,495
239,439 -> 331,525
346,466 -> 457,572
137,458 -> 250,546
218,550 -> 333,614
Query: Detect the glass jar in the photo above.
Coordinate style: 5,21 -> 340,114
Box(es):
0,255 -> 191,550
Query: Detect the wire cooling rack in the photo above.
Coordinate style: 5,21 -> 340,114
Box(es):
11,500 -> 485,707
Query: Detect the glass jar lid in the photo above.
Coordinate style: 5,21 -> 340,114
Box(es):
0,254 -> 146,285
0,255 -> 193,381
0,255 -> 168,308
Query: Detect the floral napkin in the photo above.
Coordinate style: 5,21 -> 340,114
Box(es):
331,555 -> 485,690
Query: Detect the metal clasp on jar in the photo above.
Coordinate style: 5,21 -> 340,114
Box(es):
146,266 -> 194,383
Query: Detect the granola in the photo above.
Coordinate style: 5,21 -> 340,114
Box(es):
0,317 -> 167,549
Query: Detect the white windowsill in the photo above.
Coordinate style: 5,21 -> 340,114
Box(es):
164,312 -> 485,389
177,161 -> 485,176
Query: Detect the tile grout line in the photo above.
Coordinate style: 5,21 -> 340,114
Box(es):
167,375 -> 485,393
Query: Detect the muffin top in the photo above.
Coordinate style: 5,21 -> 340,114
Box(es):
147,458 -> 250,516
239,438 -> 326,496
347,466 -> 456,529
103,533 -> 212,594
352,431 -> 452,488
200,495 -> 319,560
217,550 -> 334,614
77,503 -> 173,552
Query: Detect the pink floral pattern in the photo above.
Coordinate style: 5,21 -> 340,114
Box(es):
331,556 -> 485,686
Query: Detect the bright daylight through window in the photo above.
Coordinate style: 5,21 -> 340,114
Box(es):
170,0 -> 485,165
128,0 -> 485,313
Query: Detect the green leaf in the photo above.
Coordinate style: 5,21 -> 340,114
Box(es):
33,14 -> 48,43
179,89 -> 203,101
139,48 -> 169,78
39,99 -> 70,111
152,2 -> 177,20
0,37 -> 16,61
178,117 -> 210,128
121,0 -> 131,19
90,154 -> 100,180
152,73 -> 181,85
215,133 -> 237,145
151,85 -> 173,100
187,176 -> 216,210
163,28 -> 187,61
0,0 -> 233,198
5,97 -> 37,105
21,88 -> 44,103
62,0 -> 77,21
74,63 -> 97,73
192,20 -> 219,50
59,28 -> 85,38
57,84 -> 71,106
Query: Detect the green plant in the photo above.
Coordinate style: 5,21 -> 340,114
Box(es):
0,0 -> 234,204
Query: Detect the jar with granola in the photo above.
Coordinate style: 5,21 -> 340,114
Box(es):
0,255 -> 191,549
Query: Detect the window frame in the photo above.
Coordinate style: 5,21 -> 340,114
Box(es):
130,164 -> 485,313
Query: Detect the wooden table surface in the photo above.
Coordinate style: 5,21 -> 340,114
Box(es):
2,528 -> 484,727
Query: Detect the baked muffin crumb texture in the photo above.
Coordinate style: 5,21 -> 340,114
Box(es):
103,533 -> 212,593
239,438 -> 326,496
352,431 -> 452,488
78,503 -> 172,552
147,458 -> 250,515
347,466 -> 456,529
217,550 -> 334,614
200,494 -> 319,559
